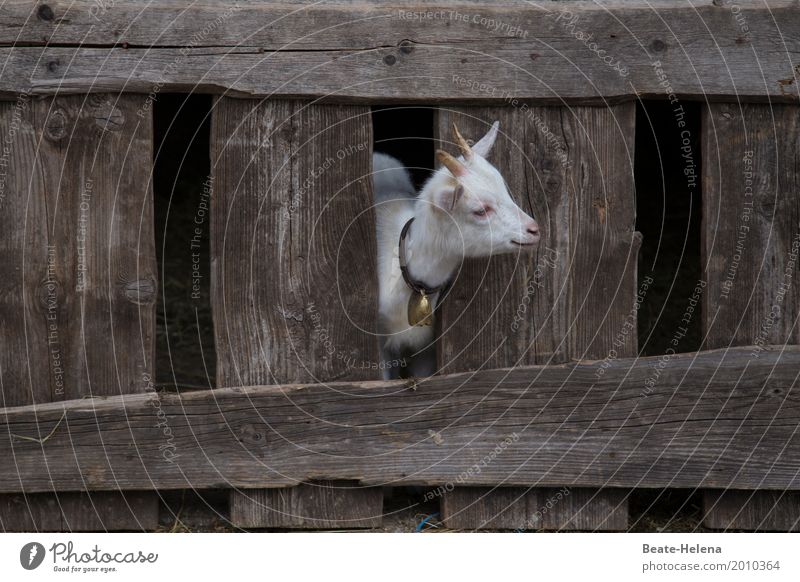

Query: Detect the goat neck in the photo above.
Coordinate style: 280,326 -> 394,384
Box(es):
402,199 -> 462,291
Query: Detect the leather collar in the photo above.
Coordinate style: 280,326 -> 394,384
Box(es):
398,218 -> 447,296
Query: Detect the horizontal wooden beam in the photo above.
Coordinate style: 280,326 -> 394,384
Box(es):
0,1 -> 797,101
0,346 -> 798,493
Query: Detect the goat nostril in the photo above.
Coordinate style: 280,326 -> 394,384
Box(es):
528,226 -> 540,236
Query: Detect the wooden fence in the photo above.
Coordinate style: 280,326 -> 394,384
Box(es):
0,0 -> 798,531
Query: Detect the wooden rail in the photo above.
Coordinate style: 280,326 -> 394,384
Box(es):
0,1 -> 797,102
1,346 -> 798,493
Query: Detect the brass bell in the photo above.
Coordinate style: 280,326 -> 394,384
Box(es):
408,291 -> 434,326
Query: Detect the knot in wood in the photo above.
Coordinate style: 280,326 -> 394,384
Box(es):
545,175 -> 561,193
37,276 -> 62,311
650,39 -> 667,53
237,423 -> 266,445
44,108 -> 68,141
753,193 -> 785,220
37,4 -> 55,21
124,278 -> 157,305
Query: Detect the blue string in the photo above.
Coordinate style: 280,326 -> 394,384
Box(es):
415,512 -> 440,532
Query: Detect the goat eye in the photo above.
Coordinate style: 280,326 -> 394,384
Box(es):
473,207 -> 491,217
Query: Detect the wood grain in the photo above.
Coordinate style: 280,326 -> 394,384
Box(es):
703,490 -> 799,531
435,107 -> 568,371
0,94 -> 157,405
441,487 -> 628,531
211,98 -> 378,387
211,97 -> 382,527
0,2 -> 798,102
436,106 -> 639,371
230,483 -> 383,529
701,103 -> 800,531
0,491 -> 159,532
436,105 -> 638,529
702,103 -> 800,347
0,346 -> 798,493
0,94 -> 158,530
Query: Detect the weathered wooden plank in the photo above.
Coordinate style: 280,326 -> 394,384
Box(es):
703,103 -> 800,347
441,487 -> 628,531
436,105 -> 637,529
0,491 -> 159,532
702,490 -> 800,531
436,105 -> 639,369
0,2 -> 797,101
0,0 -> 783,48
211,97 -> 382,528
701,103 -> 800,532
0,94 -> 159,530
210,98 -> 378,387
435,108 -> 567,371
0,94 -> 157,403
230,483 -> 383,529
0,0 -> 680,47
0,346 -> 798,493
0,94 -> 50,407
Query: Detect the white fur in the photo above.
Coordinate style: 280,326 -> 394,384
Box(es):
373,122 -> 539,379
372,152 -> 416,202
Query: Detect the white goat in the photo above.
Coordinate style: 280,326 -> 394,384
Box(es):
373,121 -> 540,379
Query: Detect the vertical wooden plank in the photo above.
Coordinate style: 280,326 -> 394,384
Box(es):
0,94 -> 159,530
436,107 -> 569,372
211,98 -> 382,529
703,490 -> 799,532
437,105 -> 638,530
442,487 -> 628,531
0,492 -> 159,532
0,94 -> 49,407
701,103 -> 800,531
230,484 -> 383,529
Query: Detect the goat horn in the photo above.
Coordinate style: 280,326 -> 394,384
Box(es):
452,123 -> 473,159
436,149 -> 467,177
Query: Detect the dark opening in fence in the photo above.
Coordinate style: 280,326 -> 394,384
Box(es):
153,94 -> 215,391
372,106 -> 434,190
635,101 -> 703,356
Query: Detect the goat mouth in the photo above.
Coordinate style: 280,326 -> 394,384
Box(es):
511,239 -> 538,247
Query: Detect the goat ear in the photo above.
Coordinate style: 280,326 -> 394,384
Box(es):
436,150 -> 468,177
435,184 -> 464,213
472,121 -> 500,158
